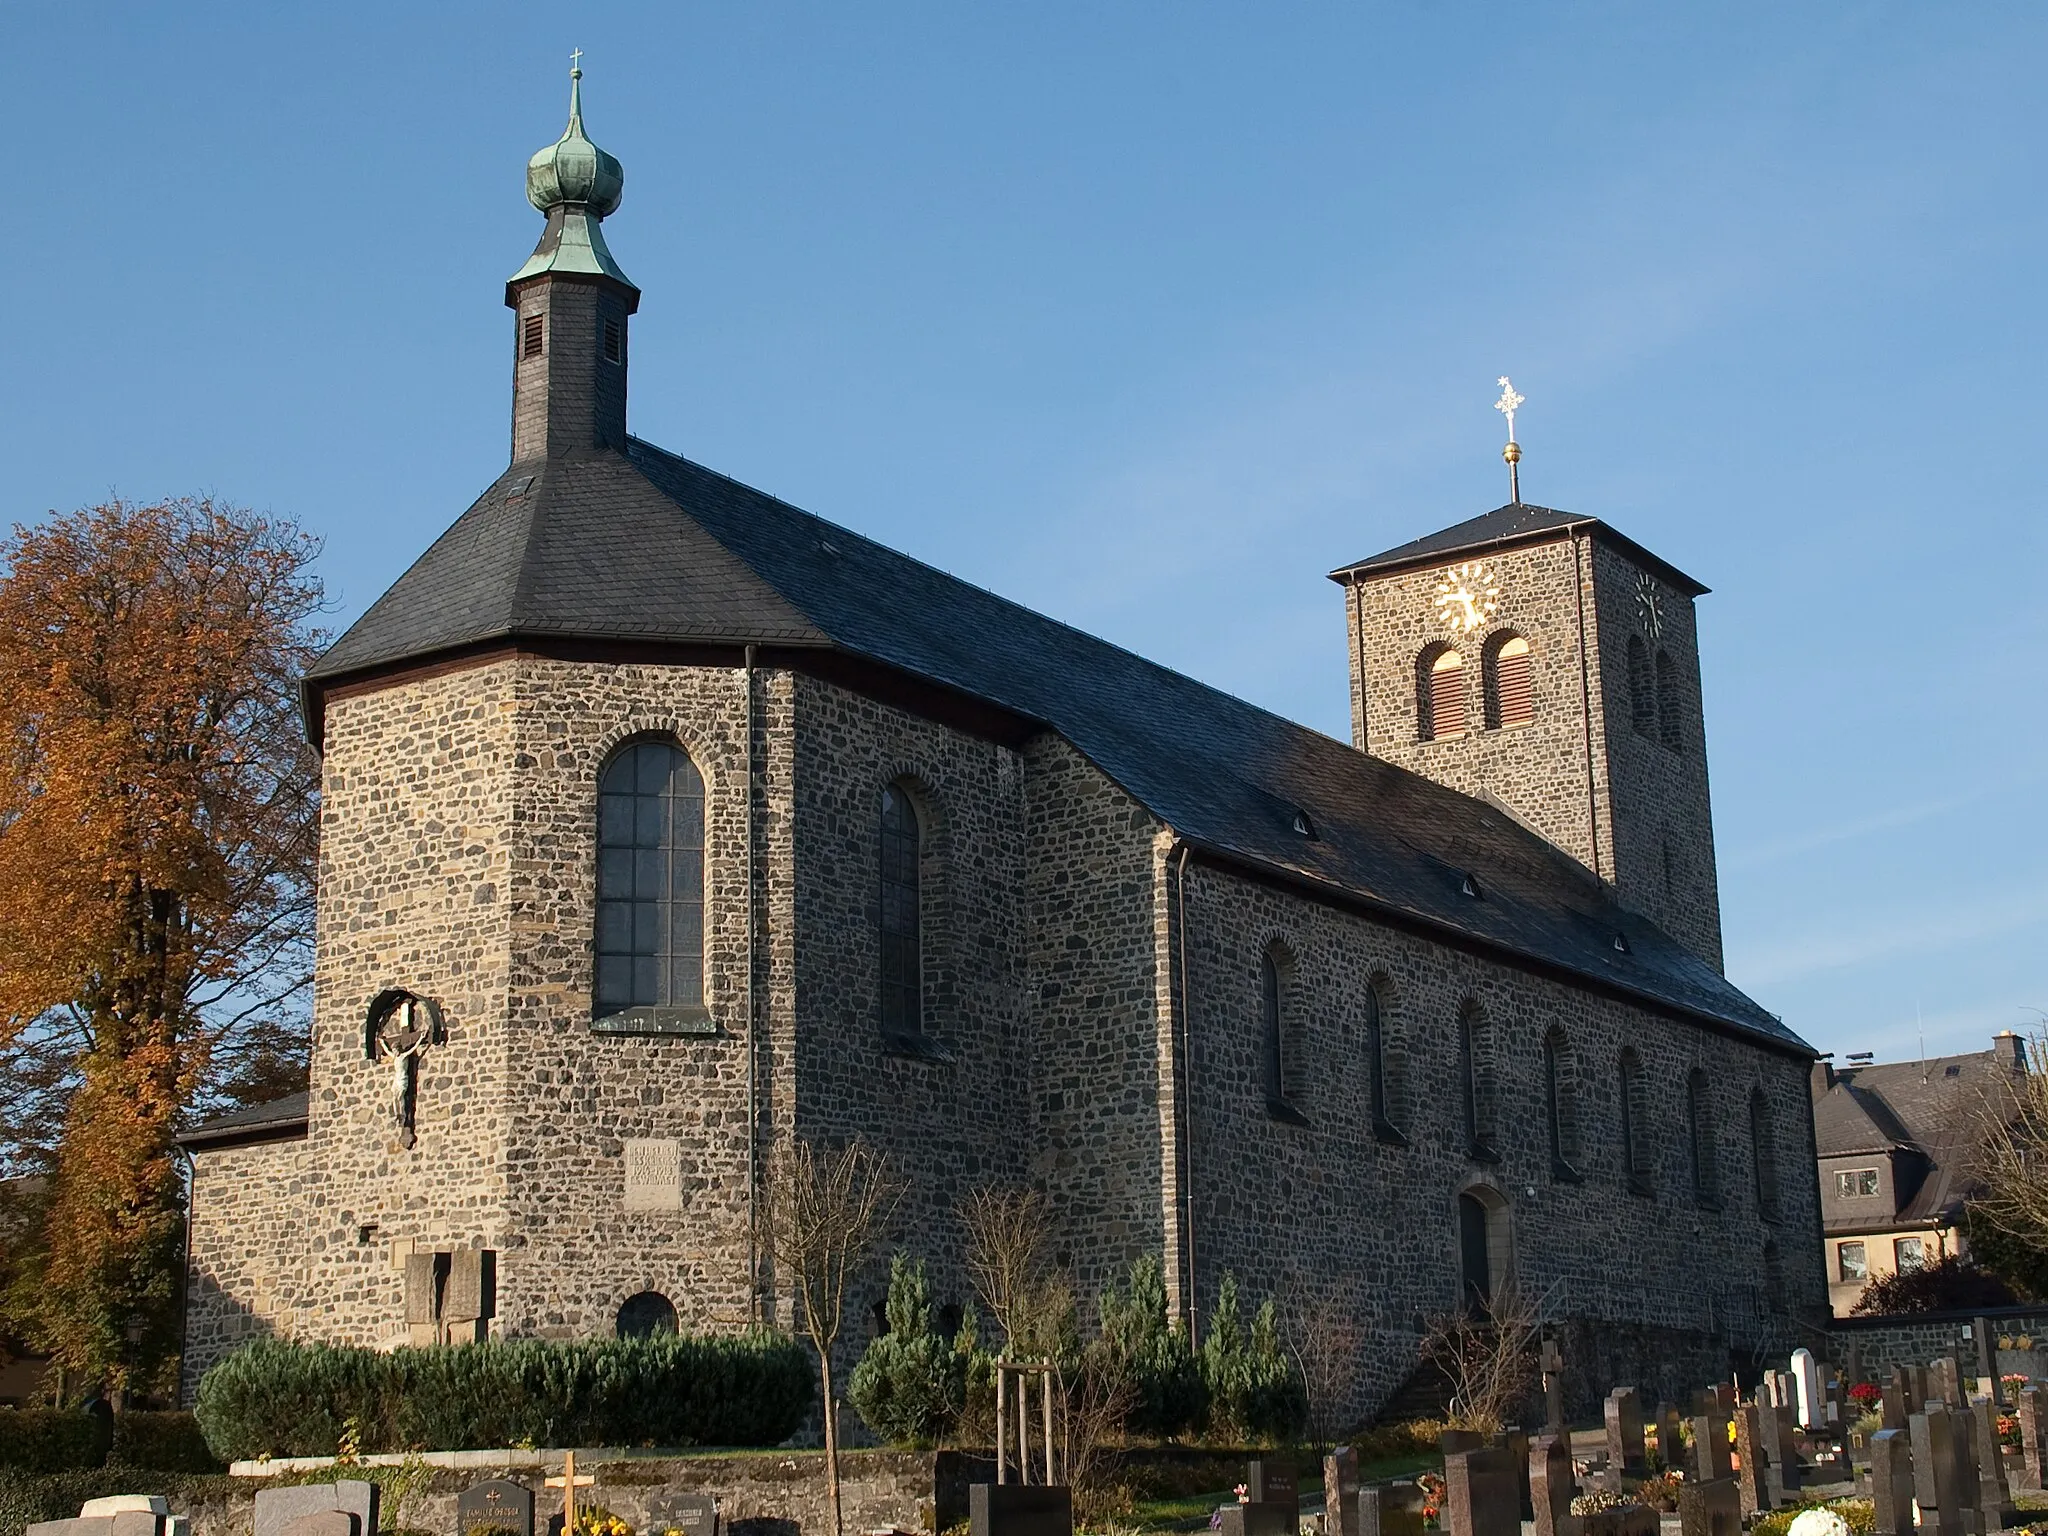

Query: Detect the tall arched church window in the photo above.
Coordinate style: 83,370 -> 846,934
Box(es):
1750,1088 -> 1779,1221
595,738 -> 706,1026
1419,647 -> 1467,741
1364,982 -> 1400,1142
1656,650 -> 1683,750
1542,1026 -> 1579,1178
1688,1068 -> 1720,1208
879,784 -> 923,1038
1458,1004 -> 1497,1161
1260,950 -> 1285,1105
1618,1047 -> 1652,1194
1483,634 -> 1534,729
1628,636 -> 1654,738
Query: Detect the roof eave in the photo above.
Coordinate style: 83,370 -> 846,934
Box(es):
1329,517 -> 1710,598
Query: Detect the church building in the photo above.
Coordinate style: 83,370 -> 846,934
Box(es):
179,71 -> 1826,1418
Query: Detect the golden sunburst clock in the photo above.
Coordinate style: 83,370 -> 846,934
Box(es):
1433,562 -> 1502,636
1635,573 -> 1664,639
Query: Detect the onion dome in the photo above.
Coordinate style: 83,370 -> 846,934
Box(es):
526,62 -> 624,215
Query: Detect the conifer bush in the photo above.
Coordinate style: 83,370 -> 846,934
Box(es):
1200,1274 -> 1305,1443
193,1333 -> 812,1460
1097,1256 -> 1208,1439
849,1255 -> 970,1447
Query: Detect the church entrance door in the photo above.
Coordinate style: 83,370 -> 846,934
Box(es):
1458,1191 -> 1491,1313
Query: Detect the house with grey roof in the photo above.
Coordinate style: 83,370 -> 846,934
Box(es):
180,68 -> 1825,1419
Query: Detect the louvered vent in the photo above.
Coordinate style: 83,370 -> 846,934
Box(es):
1628,636 -> 1654,737
1657,649 -> 1683,750
1427,650 -> 1467,740
1490,636 -> 1533,727
522,314 -> 545,359
603,319 -> 621,363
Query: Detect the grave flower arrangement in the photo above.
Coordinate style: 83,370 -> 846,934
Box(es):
1569,1489 -> 1627,1518
1415,1472 -> 1445,1529
1847,1382 -> 1882,1411
2002,1373 -> 2030,1395
1998,1412 -> 2021,1449
574,1507 -> 632,1536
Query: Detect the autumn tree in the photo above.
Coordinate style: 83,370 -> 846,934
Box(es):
0,498 -> 322,1400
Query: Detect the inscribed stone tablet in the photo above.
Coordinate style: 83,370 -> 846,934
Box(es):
459,1481 -> 534,1536
107,1512 -> 160,1536
646,1493 -> 716,1536
624,1139 -> 683,1212
278,1514 -> 358,1536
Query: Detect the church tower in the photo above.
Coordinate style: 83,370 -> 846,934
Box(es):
1331,494 -> 1725,972
507,58 -> 639,462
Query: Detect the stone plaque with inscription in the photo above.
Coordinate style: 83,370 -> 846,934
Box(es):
624,1138 -> 683,1212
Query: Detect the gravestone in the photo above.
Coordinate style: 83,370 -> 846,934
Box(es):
1692,1413 -> 1732,1482
1884,1371 -> 1910,1432
1528,1434 -> 1574,1536
1932,1358 -> 1963,1410
1769,1402 -> 1803,1495
1358,1485 -> 1423,1536
79,1504 -> 168,1520
442,1249 -> 498,1344
1541,1334 -> 1566,1434
1247,1460 -> 1298,1521
253,1483 -> 379,1536
970,1485 -> 1073,1536
2017,1385 -> 2047,1491
1323,1449 -> 1360,1536
1975,1317 -> 1998,1400
1793,1350 -> 1821,1430
645,1495 -> 718,1536
1733,1406 -> 1773,1516
1495,1430 -> 1532,1521
1438,1430 -> 1485,1458
1576,1506 -> 1657,1536
1870,1429 -> 1916,1536
1676,1478 -> 1740,1536
1910,1407 -> 1974,1536
1653,1404 -> 1682,1471
1605,1388 -> 1645,1486
1442,1447 -> 1519,1536
459,1481 -> 535,1536
279,1515 -> 357,1536
1971,1396 -> 2016,1532
1214,1505 -> 1293,1536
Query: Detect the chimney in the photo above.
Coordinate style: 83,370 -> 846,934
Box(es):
1811,1055 -> 1836,1097
1994,1030 -> 2027,1073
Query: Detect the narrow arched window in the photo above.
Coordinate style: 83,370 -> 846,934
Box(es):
1364,981 -> 1399,1141
879,784 -> 922,1038
1656,650 -> 1683,750
1419,647 -> 1467,741
596,740 -> 706,1024
1628,636 -> 1654,738
1458,1004 -> 1495,1159
1618,1047 -> 1651,1194
1542,1027 -> 1579,1177
1750,1088 -> 1779,1221
1483,634 -> 1533,729
1688,1068 -> 1720,1208
1261,950 -> 1285,1104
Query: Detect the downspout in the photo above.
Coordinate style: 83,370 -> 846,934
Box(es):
744,644 -> 760,1322
174,1144 -> 197,1407
1173,841 -> 1198,1344
1571,530 -> 1603,880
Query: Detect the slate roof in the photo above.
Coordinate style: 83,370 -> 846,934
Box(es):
308,441 -> 1806,1055
1329,501 -> 1710,596
178,1091 -> 309,1149
1813,1044 -> 2026,1230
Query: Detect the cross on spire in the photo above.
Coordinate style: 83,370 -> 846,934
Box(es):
570,47 -> 584,76
1494,376 -> 1526,503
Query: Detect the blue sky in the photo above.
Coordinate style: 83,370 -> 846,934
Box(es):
8,4 -> 2043,1064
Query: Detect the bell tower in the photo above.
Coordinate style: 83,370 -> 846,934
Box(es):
1331,473 -> 1725,971
506,58 -> 639,463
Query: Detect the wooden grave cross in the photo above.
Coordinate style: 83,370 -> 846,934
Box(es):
546,1450 -> 596,1536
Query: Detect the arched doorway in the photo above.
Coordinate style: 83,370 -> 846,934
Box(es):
1458,1192 -> 1492,1311
616,1290 -> 679,1338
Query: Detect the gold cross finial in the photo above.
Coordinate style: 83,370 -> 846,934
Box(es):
1494,376 -> 1526,502
570,48 -> 584,77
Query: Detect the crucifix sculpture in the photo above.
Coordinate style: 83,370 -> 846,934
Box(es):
365,991 -> 445,1150
546,1451 -> 595,1536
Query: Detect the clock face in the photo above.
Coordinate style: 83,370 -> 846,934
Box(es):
1433,562 -> 1502,635
1634,573 -> 1664,639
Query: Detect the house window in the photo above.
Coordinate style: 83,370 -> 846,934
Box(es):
1687,1067 -> 1719,1208
1838,1242 -> 1869,1282
1619,1047 -> 1652,1194
1420,647 -> 1467,740
1542,1027 -> 1579,1177
1895,1236 -> 1927,1273
879,785 -> 922,1038
1749,1089 -> 1779,1221
603,318 -> 622,363
1484,634 -> 1534,728
1628,636 -> 1654,738
522,313 -> 545,359
1657,650 -> 1683,750
1835,1168 -> 1881,1199
595,739 -> 706,1021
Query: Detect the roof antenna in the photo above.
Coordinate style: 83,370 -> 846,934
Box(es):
1918,999 -> 1925,1080
1494,377 -> 1525,505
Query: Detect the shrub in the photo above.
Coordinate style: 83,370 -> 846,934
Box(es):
0,1412 -> 111,1474
1097,1257 -> 1206,1440
1749,1501 -> 1873,1536
1850,1256 -> 2016,1316
110,1414 -> 223,1474
194,1332 -> 813,1460
850,1255 -> 968,1447
1200,1275 -> 1305,1443
0,1468 -> 241,1536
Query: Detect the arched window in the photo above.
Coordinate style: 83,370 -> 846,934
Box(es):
1628,636 -> 1654,738
1364,980 -> 1400,1142
1260,949 -> 1286,1106
1483,634 -> 1534,729
596,738 -> 706,1024
1542,1026 -> 1580,1178
1688,1068 -> 1720,1209
1419,647 -> 1468,741
1656,650 -> 1684,750
1750,1088 -> 1779,1221
1618,1047 -> 1651,1194
879,784 -> 922,1038
616,1291 -> 678,1338
1458,1003 -> 1496,1160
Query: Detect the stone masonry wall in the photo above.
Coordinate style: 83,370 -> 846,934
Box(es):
181,1137 -> 311,1399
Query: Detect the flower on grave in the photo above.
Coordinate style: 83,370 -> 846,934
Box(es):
1211,1513 -> 1224,1531
1416,1473 -> 1445,1527
1848,1382 -> 1882,1409
1999,1413 -> 2022,1448
573,1508 -> 632,1536
1235,1486 -> 1250,1505
1570,1490 -> 1627,1517
1785,1508 -> 1851,1536
2002,1374 -> 2030,1392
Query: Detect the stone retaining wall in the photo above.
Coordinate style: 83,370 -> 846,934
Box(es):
1825,1308 -> 2048,1380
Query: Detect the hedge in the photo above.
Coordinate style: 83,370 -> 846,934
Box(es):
110,1415 -> 223,1475
0,1470 -> 241,1536
194,1333 -> 814,1460
0,1413 -> 111,1474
